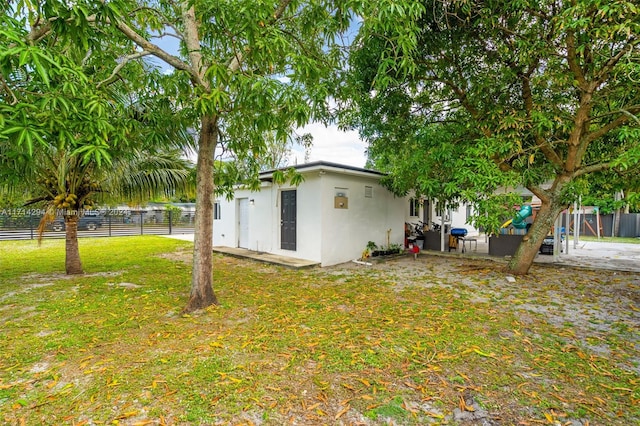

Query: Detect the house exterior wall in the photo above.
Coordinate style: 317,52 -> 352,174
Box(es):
213,195 -> 237,249
213,167 -> 406,267
318,173 -> 405,266
213,183 -> 277,253
214,178 -> 325,264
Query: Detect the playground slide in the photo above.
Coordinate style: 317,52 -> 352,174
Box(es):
501,205 -> 533,229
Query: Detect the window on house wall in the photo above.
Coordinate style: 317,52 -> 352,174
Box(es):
466,205 -> 472,221
364,186 -> 373,198
214,201 -> 221,220
409,198 -> 420,217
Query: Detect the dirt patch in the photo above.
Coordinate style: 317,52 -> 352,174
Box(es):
0,271 -> 123,304
156,249 -> 192,264
106,282 -> 142,289
319,253 -> 640,374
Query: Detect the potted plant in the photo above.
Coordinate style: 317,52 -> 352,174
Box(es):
388,243 -> 402,254
366,241 -> 381,257
361,247 -> 371,259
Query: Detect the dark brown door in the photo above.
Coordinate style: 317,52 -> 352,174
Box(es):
281,190 -> 296,250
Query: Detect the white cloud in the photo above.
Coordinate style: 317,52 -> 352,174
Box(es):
291,122 -> 368,168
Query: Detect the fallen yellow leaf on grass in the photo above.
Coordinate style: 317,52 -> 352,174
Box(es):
149,380 -> 166,389
335,404 -> 350,419
115,410 -> 138,420
357,378 -> 371,387
599,383 -> 633,392
306,402 -> 321,411
454,370 -> 469,381
551,393 -> 568,403
459,396 -> 475,412
543,411 -> 555,423
472,347 -> 495,358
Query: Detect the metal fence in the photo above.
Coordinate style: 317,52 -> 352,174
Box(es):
0,209 -> 195,241
560,212 -> 640,238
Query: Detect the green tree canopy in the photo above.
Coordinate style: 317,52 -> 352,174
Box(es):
341,0 -> 640,273
1,8 -> 195,274
4,0 -> 359,310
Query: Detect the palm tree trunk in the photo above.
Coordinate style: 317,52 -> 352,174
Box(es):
184,114 -> 219,312
65,215 -> 84,275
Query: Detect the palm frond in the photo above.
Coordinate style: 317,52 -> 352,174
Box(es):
101,150 -> 195,203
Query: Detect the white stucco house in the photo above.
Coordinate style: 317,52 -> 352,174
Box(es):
213,161 -> 412,266
213,161 -> 480,266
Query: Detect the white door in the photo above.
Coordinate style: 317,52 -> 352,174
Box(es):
238,198 -> 249,248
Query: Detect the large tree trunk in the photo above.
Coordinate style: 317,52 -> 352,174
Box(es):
184,115 -> 219,313
507,200 -> 566,275
65,215 -> 84,275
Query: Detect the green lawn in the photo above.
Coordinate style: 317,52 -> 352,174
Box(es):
580,235 -> 640,244
0,236 -> 638,425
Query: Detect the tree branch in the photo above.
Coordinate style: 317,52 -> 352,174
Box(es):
526,183 -> 550,205
0,73 -> 19,105
573,162 -> 613,178
226,0 -> 294,73
591,106 -> 640,126
565,30 -> 588,90
519,61 -> 564,168
97,51 -> 152,88
595,37 -> 639,87
26,19 -> 54,44
584,105 -> 640,144
180,2 -> 207,89
127,6 -> 186,41
112,17 -> 198,84
23,196 -> 49,206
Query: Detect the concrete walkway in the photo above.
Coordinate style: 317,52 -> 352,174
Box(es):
452,237 -> 640,273
212,246 -> 319,269
532,239 -> 640,272
163,234 -> 640,273
161,234 -> 319,269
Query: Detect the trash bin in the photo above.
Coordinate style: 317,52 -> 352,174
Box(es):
450,228 -> 468,237
450,228 -> 467,252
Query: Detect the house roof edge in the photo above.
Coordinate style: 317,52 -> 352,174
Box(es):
259,161 -> 385,181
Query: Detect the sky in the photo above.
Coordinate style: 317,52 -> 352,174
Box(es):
290,18 -> 368,168
292,123 -> 368,168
